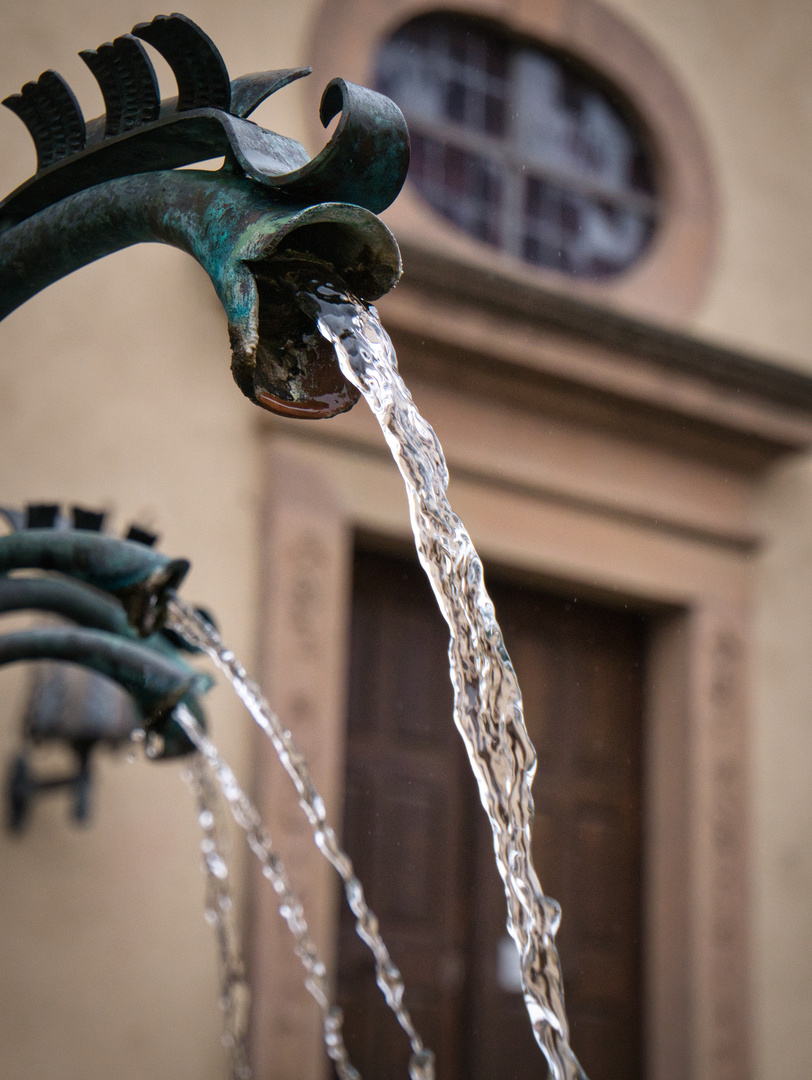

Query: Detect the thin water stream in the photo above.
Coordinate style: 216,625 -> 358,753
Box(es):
173,703 -> 360,1080
164,613 -> 434,1080
303,281 -> 588,1080
185,756 -> 252,1080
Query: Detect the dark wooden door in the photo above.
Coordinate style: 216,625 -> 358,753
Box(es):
336,546 -> 647,1080
336,546 -> 467,1079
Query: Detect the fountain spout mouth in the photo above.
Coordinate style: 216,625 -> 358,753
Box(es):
228,208 -> 401,418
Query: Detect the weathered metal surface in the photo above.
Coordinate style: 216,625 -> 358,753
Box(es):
0,12 -> 408,418
0,13 -> 409,226
14,657 -> 206,761
0,574 -> 143,637
0,624 -> 208,786
0,13 -> 410,816
0,170 -> 401,416
0,530 -> 188,634
0,627 -> 203,718
22,662 -> 143,746
0,574 -> 212,679
0,513 -> 212,760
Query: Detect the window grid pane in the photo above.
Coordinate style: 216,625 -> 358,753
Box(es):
376,14 -> 657,278
410,132 -> 503,246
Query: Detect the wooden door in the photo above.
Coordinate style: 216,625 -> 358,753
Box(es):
336,546 -> 647,1080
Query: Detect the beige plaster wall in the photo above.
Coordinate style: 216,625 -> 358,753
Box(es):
1,1 -> 812,1079
597,0 -> 812,371
596,3 -> 812,1077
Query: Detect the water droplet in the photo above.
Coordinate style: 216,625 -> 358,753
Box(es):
207,854 -> 229,880
144,731 -> 164,759
409,1048 -> 436,1080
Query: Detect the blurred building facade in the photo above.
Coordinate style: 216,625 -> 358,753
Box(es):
1,1 -> 811,1079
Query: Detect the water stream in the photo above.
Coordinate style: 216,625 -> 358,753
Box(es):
167,274 -> 587,1079
303,280 -> 588,1080
173,702 -> 360,1080
164,614 -> 434,1080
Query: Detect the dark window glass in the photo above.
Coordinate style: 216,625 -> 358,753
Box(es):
376,13 -> 658,279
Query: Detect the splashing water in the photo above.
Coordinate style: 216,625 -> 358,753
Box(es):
173,703 -> 361,1080
184,756 -> 252,1080
300,280 -> 588,1080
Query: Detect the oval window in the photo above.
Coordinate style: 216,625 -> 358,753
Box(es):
375,13 -> 658,279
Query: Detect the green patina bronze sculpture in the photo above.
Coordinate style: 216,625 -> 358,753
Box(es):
0,506 -> 214,827
0,523 -> 190,635
0,13 -> 410,825
0,11 -> 408,417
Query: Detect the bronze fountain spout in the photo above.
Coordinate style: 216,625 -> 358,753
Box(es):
0,12 -> 408,417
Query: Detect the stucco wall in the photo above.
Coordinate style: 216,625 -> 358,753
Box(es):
1,1 -> 811,1078
599,5 -> 812,1077
601,0 -> 812,371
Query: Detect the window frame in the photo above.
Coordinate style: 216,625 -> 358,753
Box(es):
375,13 -> 660,279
